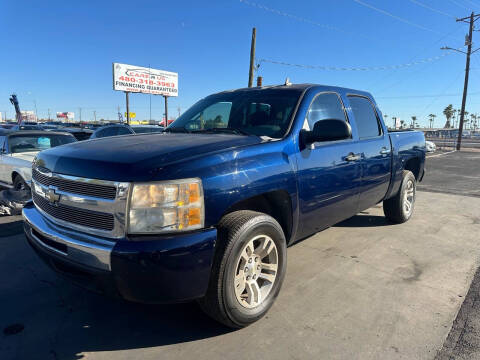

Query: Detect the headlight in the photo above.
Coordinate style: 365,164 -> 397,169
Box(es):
128,178 -> 204,234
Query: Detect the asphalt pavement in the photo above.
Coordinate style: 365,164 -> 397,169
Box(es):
1,150 -> 479,360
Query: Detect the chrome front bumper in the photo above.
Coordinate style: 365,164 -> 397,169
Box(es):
22,204 -> 116,271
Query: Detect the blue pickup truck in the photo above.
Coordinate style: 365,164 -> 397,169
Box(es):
23,84 -> 425,328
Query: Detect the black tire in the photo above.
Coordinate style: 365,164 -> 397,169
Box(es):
13,175 -> 30,192
199,210 -> 287,328
383,170 -> 416,224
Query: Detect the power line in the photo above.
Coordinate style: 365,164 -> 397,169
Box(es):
464,0 -> 480,9
378,91 -> 480,99
407,0 -> 456,19
258,53 -> 450,71
373,26 -> 465,92
448,0 -> 470,10
238,0 -> 370,39
351,0 -> 444,35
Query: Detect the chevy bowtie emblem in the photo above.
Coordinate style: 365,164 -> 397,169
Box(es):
47,187 -> 60,205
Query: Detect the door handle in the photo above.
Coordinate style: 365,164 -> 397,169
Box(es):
345,153 -> 361,162
380,147 -> 390,155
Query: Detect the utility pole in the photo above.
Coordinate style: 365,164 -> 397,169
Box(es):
93,110 -> 96,122
78,107 -> 82,123
48,108 -> 51,121
248,27 -> 256,87
441,12 -> 480,150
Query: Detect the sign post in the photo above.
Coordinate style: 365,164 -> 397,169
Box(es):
164,96 -> 168,127
125,92 -> 130,125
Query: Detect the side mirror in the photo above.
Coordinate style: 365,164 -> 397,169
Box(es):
301,119 -> 352,146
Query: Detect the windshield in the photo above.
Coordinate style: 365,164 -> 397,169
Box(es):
167,89 -> 303,138
9,134 -> 76,153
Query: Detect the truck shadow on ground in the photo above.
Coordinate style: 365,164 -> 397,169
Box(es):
334,214 -> 391,228
0,218 -> 233,360
0,218 -> 24,237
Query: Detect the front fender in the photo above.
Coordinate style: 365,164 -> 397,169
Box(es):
154,139 -> 299,232
12,161 -> 33,185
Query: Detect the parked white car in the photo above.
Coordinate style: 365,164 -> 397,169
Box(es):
425,140 -> 437,153
0,130 -> 76,190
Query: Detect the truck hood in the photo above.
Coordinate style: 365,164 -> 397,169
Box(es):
34,133 -> 263,181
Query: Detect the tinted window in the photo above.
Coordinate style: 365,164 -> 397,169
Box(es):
0,136 -> 5,151
305,93 -> 346,130
168,89 -> 302,138
116,127 -> 133,135
348,96 -> 381,139
96,127 -> 116,138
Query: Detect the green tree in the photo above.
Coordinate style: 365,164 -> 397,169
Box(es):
443,105 -> 454,128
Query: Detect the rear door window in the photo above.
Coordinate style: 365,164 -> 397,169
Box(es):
348,96 -> 382,139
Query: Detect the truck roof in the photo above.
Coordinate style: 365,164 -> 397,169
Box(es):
216,83 -> 373,99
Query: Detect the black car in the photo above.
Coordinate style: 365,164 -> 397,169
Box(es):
90,124 -> 134,139
131,125 -> 164,134
58,127 -> 94,141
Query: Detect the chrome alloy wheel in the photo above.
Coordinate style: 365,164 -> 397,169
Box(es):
403,179 -> 415,216
234,234 -> 278,309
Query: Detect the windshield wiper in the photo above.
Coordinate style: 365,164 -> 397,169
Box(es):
192,127 -> 252,136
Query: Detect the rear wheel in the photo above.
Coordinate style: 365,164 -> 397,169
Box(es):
383,170 -> 416,224
199,210 -> 287,328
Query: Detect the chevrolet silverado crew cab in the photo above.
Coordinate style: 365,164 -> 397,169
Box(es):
23,84 -> 425,328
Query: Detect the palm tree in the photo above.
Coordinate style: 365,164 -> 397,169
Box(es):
400,120 -> 405,129
411,116 -> 417,128
469,113 -> 476,130
428,114 -> 437,129
443,105 -> 454,128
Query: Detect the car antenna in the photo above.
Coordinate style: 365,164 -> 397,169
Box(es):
284,77 -> 292,86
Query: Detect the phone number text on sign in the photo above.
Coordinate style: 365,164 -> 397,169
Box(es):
113,63 -> 178,97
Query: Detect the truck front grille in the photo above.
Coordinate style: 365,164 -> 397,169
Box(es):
32,169 -> 117,200
32,192 -> 115,231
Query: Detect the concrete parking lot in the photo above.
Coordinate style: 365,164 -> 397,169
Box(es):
1,151 -> 480,360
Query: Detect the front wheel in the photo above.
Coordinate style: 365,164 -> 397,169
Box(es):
13,176 -> 30,192
199,210 -> 287,328
383,170 -> 416,224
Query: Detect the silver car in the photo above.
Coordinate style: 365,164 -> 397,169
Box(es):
0,130 -> 76,190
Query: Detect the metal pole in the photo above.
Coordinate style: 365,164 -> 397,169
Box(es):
248,27 -> 256,87
164,96 -> 168,126
457,12 -> 474,150
125,92 -> 130,125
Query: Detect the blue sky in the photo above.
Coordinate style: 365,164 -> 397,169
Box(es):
1,0 -> 480,127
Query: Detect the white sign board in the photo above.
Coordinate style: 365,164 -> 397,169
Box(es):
21,111 -> 37,121
56,112 -> 75,120
113,63 -> 178,97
